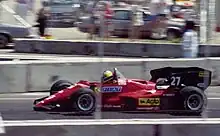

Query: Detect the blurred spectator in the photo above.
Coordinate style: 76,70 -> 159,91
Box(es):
36,0 -> 50,37
86,2 -> 94,14
28,0 -> 34,12
100,6 -> 107,38
150,0 -> 166,15
15,0 -> 29,21
88,6 -> 96,40
103,3 -> 113,39
181,20 -> 198,58
93,4 -> 104,38
131,5 -> 144,40
149,0 -> 168,38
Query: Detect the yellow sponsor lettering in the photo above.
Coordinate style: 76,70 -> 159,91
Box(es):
138,98 -> 160,106
94,87 -> 100,93
198,71 -> 209,77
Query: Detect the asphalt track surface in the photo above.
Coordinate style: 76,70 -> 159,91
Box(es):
0,87 -> 220,136
1,87 -> 220,120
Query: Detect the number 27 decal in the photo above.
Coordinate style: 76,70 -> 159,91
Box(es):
171,76 -> 181,86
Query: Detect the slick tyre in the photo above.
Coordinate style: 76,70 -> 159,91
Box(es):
71,88 -> 96,115
181,86 -> 207,115
50,80 -> 73,95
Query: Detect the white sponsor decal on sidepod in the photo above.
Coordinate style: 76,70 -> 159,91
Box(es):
101,86 -> 122,93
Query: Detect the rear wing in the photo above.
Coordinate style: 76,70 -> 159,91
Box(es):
150,67 -> 212,90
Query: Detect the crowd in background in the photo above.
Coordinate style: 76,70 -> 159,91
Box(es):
14,0 -> 199,58
87,1 -> 166,40
86,0 -> 198,39
86,0 -> 198,58
87,1 -> 114,39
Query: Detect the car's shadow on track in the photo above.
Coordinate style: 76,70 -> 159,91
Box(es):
46,111 -> 94,116
41,110 -> 203,117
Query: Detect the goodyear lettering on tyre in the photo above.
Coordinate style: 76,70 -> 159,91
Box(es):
101,86 -> 122,93
138,98 -> 160,106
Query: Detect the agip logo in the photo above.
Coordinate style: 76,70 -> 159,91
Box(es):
101,86 -> 122,93
138,98 -> 160,106
198,71 -> 210,77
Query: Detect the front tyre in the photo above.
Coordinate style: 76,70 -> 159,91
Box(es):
71,88 -> 96,115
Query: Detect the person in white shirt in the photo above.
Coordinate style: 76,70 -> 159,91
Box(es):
182,20 -> 199,58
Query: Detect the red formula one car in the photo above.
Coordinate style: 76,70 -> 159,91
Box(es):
33,67 -> 212,115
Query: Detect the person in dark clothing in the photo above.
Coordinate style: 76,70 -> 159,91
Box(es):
36,1 -> 49,37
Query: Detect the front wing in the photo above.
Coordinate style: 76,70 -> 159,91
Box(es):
33,96 -> 56,111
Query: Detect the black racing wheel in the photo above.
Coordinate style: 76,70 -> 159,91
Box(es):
180,86 -> 207,115
71,88 -> 96,115
50,80 -> 73,95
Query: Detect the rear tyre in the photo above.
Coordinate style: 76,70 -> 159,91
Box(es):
50,80 -> 73,95
181,86 -> 207,115
71,88 -> 96,115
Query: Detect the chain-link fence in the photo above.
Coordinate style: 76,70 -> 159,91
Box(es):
0,0 -> 218,44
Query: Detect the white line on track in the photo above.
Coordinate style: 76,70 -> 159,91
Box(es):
3,118 -> 220,126
208,98 -> 220,100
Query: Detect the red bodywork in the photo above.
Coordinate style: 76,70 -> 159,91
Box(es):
34,77 -> 169,111
34,68 -> 179,112
33,67 -> 212,115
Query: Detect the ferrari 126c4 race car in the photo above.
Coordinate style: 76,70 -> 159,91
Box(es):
33,67 -> 212,116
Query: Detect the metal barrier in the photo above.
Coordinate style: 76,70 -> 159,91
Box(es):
0,57 -> 219,93
14,39 -> 220,58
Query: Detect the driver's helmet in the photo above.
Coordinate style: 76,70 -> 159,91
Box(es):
102,70 -> 114,83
